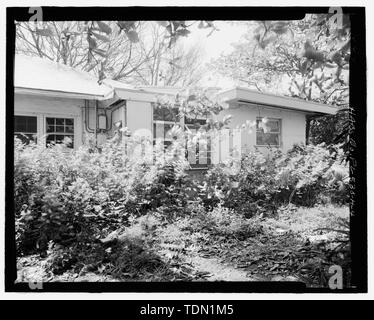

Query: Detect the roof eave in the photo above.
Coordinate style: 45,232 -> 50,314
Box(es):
15,87 -> 114,101
218,87 -> 338,115
114,87 -> 174,103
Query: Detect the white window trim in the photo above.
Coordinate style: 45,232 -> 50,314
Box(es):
14,112 -> 82,149
14,115 -> 38,137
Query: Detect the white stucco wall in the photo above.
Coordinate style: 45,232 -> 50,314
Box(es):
214,102 -> 307,153
15,94 -> 307,160
14,93 -> 84,148
14,93 -> 129,149
126,100 -> 153,139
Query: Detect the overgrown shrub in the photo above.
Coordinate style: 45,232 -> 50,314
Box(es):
201,143 -> 349,216
15,134 -> 349,259
14,137 -> 193,255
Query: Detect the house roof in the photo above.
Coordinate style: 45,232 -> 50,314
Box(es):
103,79 -> 159,103
13,55 -> 339,115
14,54 -> 114,100
218,87 -> 338,115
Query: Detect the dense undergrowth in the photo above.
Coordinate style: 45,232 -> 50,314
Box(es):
14,137 -> 350,286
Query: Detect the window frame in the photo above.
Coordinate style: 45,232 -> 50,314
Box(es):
45,116 -> 75,148
14,115 -> 38,144
255,117 -> 282,147
14,112 -> 81,150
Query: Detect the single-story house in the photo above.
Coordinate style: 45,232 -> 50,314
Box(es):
14,54 -> 337,168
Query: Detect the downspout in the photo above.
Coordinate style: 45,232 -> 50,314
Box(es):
84,100 -> 95,133
104,100 -> 126,132
124,100 -> 127,128
95,100 -> 98,146
124,101 -> 128,154
306,114 -> 311,145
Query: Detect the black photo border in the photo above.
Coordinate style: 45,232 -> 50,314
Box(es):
5,6 -> 367,293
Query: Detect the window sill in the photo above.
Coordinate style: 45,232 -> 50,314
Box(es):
187,166 -> 210,171
255,145 -> 281,148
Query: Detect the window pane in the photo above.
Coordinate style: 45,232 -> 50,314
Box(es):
46,118 -> 55,125
153,106 -> 178,122
55,125 -> 64,133
257,132 -> 279,146
46,124 -> 54,133
256,131 -> 264,145
257,119 -> 280,133
14,116 -> 37,133
26,118 -> 37,132
65,119 -> 73,126
163,108 -> 178,122
66,125 -> 74,133
15,117 -> 26,132
153,106 -> 164,121
267,120 -> 280,132
56,118 -> 64,126
55,135 -> 65,143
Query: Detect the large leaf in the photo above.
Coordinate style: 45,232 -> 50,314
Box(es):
117,21 -> 136,32
87,35 -> 97,50
303,41 -> 325,62
271,21 -> 289,35
176,29 -> 191,37
96,21 -> 112,35
35,28 -> 54,37
157,21 -> 169,27
126,30 -> 139,43
91,31 -> 110,43
92,48 -> 107,58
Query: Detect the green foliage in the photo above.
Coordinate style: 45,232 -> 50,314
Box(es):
212,15 -> 351,150
15,132 -> 349,285
14,137 -> 192,255
201,144 -> 349,215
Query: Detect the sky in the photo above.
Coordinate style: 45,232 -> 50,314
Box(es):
179,21 -> 250,88
181,21 -> 249,63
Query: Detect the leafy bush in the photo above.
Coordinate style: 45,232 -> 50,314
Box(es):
275,143 -> 349,206
201,143 -> 349,216
14,137 -> 193,255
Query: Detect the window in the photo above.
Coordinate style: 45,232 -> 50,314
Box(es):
256,118 -> 281,146
46,117 -> 74,148
14,115 -> 37,144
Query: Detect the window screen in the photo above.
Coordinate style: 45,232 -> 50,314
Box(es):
14,115 -> 37,144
